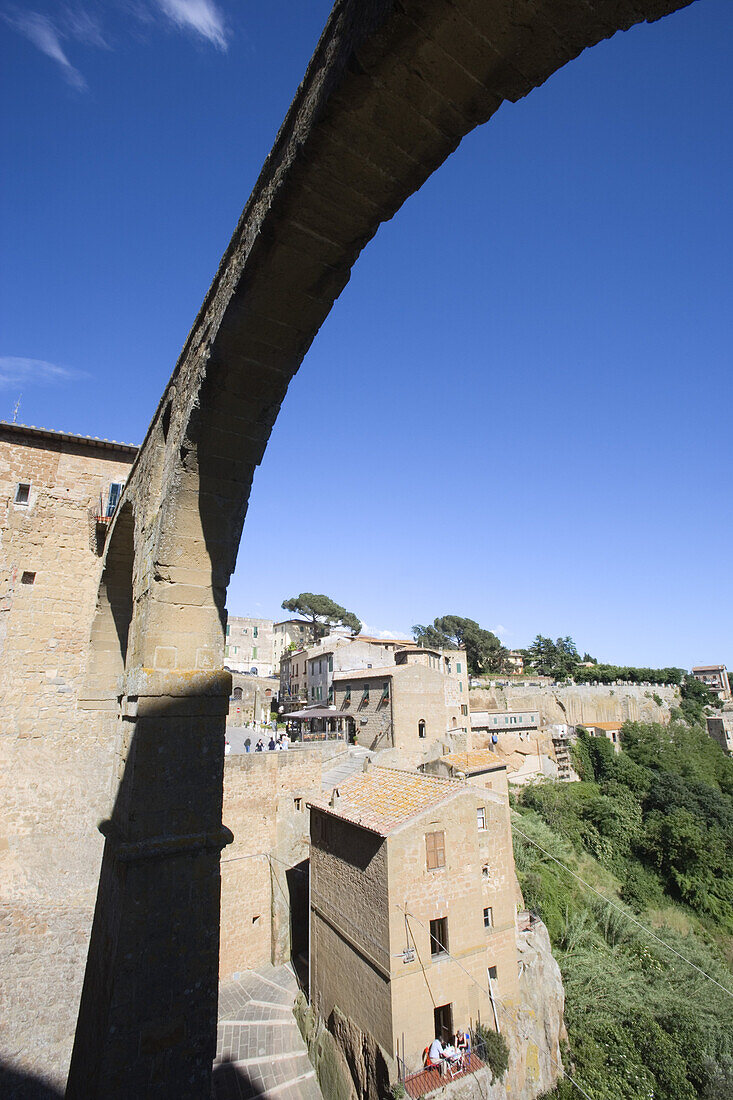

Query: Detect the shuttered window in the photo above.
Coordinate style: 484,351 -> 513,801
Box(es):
426,830 -> 446,870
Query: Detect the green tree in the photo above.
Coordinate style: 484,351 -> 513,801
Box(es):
412,615 -> 506,675
281,593 -> 361,640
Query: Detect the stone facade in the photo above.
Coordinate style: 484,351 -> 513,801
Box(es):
706,710 -> 733,756
225,615 -> 275,675
692,664 -> 731,699
228,671 -> 278,727
0,422 -> 136,1084
309,767 -> 519,1079
220,748 -> 328,978
331,647 -> 469,753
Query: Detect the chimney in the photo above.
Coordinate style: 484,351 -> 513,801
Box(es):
329,787 -> 340,808
362,756 -> 371,773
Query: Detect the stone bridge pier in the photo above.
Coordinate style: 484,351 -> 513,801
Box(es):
64,0 -> 694,1095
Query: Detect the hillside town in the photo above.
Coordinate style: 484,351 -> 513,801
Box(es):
2,414 -> 731,1098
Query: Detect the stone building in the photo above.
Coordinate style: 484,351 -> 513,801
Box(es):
227,671 -> 278,727
279,632 -> 415,708
273,618 -> 317,671
225,615 -> 275,675
308,766 -> 519,1079
331,647 -> 470,753
584,721 -> 623,752
0,421 -> 137,1080
692,664 -> 731,700
706,712 -> 733,756
471,709 -> 540,736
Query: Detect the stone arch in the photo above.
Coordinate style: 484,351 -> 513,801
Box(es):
83,502 -> 135,706
71,1 -> 696,1095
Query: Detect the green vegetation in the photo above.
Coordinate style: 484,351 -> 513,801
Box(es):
513,714 -> 733,1099
412,615 -> 506,674
471,1024 -> 509,1083
519,635 -> 683,685
281,593 -> 362,638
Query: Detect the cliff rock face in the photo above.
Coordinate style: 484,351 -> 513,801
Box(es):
503,919 -> 568,1099
470,683 -> 677,727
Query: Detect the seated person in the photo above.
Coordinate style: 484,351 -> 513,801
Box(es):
426,1037 -> 445,1073
455,1029 -> 470,1067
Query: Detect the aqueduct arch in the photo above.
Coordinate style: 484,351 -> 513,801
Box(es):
67,1 -> 695,1094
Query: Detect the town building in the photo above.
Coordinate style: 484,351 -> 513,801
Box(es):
224,615 -> 275,676
227,671 -> 278,727
506,650 -> 524,674
308,766 -> 519,1080
692,664 -> 731,700
584,721 -> 623,752
0,420 -> 138,1078
304,634 -> 416,704
471,709 -> 540,736
272,618 -> 318,670
706,712 -> 733,756
331,647 -> 470,753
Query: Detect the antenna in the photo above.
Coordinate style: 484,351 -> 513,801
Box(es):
12,394 -> 21,423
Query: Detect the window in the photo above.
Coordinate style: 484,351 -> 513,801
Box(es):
20,571 -> 36,585
252,914 -> 260,925
426,830 -> 445,870
226,625 -> 230,636
459,682 -> 463,693
418,720 -> 426,739
328,654 -> 333,672
232,646 -> 238,654
477,807 -> 486,830
252,646 -> 258,659
488,966 -> 498,980
253,626 -> 258,638
484,907 -> 493,929
457,662 -> 462,673
14,482 -> 30,505
461,704 -> 468,716
481,863 -> 490,880
429,917 -> 448,957
105,481 -> 125,518
294,798 -> 302,812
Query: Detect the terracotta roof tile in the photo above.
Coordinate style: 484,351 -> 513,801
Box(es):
441,750 -> 507,774
309,766 -> 465,836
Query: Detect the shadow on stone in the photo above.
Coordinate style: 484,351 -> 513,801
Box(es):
0,1060 -> 64,1100
211,1056 -> 267,1099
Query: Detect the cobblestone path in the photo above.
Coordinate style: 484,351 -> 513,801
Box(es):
212,964 -> 323,1100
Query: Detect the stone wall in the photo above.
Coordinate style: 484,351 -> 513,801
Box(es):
470,683 -> 678,727
219,749 -> 326,977
0,426 -> 135,1085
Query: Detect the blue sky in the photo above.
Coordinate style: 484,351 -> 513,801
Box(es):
1,0 -> 731,669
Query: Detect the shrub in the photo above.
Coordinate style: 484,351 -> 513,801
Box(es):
471,1023 -> 509,1082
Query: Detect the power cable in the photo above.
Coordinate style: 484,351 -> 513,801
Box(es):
397,905 -> 594,1100
511,822 -> 733,999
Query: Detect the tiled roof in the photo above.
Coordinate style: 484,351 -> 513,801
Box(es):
0,420 -> 138,453
331,666 -> 395,682
586,721 -> 623,730
441,750 -> 507,775
309,767 -> 465,836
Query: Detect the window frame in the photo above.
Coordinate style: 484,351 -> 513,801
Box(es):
425,830 -> 446,870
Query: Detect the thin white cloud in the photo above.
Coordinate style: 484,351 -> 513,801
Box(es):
5,11 -> 87,89
154,0 -> 228,50
492,624 -> 508,637
63,6 -> 109,49
0,357 -> 86,389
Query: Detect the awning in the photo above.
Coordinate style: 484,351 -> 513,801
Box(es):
285,708 -> 353,720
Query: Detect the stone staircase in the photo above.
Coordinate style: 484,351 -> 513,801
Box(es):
320,745 -> 371,791
213,964 -> 323,1100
